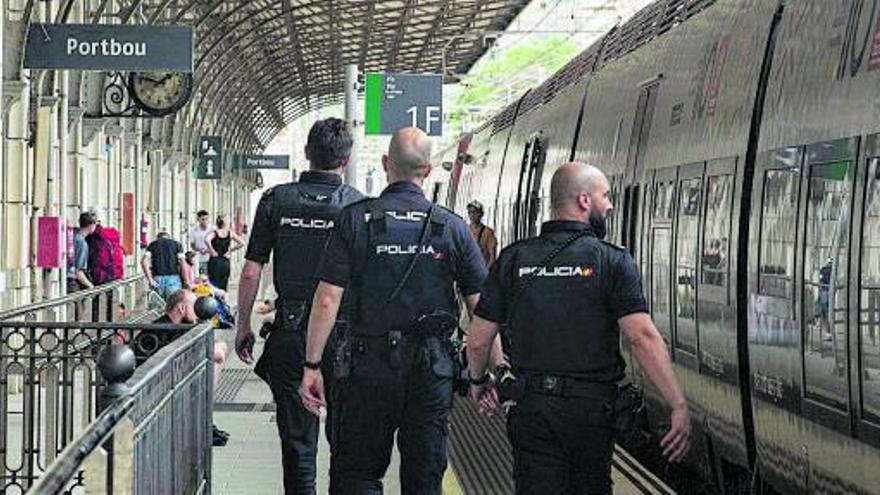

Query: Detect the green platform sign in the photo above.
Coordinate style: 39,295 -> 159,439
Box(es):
196,136 -> 222,180
365,73 -> 442,136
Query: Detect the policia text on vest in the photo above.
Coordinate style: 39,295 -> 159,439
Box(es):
245,171 -> 363,494
298,127 -> 489,494
466,162 -> 691,495
237,118 -> 364,494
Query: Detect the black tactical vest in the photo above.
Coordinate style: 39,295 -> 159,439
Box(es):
507,231 -> 627,383
352,200 -> 458,336
272,180 -> 361,304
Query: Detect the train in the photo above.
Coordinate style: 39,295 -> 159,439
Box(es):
428,0 -> 880,493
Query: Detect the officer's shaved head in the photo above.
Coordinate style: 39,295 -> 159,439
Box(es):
550,162 -> 613,224
384,127 -> 433,181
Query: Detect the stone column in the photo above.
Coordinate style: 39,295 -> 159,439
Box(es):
3,79 -> 30,308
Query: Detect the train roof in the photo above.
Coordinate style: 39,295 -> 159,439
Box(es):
488,0 -> 718,132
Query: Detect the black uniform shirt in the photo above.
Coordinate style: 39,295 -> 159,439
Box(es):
318,180 -> 487,334
246,171 -> 346,264
475,220 -> 648,381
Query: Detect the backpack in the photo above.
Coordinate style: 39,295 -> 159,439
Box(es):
87,225 -> 125,284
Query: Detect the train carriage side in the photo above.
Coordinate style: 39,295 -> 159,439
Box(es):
747,0 -> 880,492
573,0 -> 779,489
481,99 -> 528,247
492,81 -> 590,245
425,142 -> 456,204
455,123 -> 497,221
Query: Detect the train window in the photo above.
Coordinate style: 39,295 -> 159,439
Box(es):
803,160 -> 852,409
702,175 -> 732,287
653,182 -> 675,220
651,227 -> 673,346
758,169 -> 801,299
607,176 -> 621,241
675,178 -> 701,355
860,158 -> 880,423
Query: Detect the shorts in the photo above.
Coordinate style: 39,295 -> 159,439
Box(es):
155,275 -> 183,300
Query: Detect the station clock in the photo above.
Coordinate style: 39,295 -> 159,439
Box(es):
127,71 -> 194,117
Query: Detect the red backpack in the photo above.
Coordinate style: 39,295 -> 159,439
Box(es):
87,225 -> 125,284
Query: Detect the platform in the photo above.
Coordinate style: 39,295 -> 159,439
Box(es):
209,297 -> 671,494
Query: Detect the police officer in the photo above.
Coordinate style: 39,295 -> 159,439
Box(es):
235,118 -> 364,494
467,162 -> 691,494
298,127 -> 489,494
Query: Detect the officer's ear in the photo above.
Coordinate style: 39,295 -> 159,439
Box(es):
423,164 -> 433,179
304,146 -> 311,162
576,191 -> 591,212
382,155 -> 390,172
338,156 -> 350,169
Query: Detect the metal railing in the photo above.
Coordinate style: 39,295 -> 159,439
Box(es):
0,276 -> 159,493
0,275 -> 155,324
28,323 -> 214,494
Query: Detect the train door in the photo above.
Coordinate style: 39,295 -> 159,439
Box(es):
648,167 -> 678,354
799,138 -> 856,433
621,80 -> 660,259
513,135 -> 546,241
673,163 -> 706,370
854,134 -> 880,448
512,140 -> 532,242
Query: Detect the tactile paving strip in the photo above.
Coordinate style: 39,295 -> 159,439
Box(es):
449,396 -> 514,494
214,368 -> 251,404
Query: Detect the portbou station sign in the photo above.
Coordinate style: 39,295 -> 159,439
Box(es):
24,24 -> 193,72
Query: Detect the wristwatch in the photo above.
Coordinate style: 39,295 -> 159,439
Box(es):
303,360 -> 321,370
470,371 -> 491,385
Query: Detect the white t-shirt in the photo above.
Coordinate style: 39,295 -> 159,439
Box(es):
189,225 -> 214,263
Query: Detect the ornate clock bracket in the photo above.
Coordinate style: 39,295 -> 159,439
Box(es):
84,71 -> 190,119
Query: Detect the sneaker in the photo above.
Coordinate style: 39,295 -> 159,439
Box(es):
212,425 -> 229,447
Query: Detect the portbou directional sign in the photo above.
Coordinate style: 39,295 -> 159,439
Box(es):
197,136 -> 222,180
365,73 -> 442,136
24,23 -> 193,72
234,154 -> 290,170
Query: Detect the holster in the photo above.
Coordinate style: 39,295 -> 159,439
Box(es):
253,301 -> 306,386
332,321 -> 352,379
416,311 -> 468,394
451,338 -> 469,397
253,317 -> 278,385
610,382 -> 645,444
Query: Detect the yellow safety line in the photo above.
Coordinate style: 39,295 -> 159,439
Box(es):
443,464 -> 464,494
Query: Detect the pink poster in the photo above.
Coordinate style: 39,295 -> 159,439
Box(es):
37,216 -> 64,268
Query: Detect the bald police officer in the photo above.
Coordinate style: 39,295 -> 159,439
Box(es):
467,162 -> 691,494
298,127 -> 490,494
236,118 -> 364,494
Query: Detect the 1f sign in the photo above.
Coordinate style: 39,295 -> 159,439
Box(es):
365,73 -> 442,136
406,106 -> 442,135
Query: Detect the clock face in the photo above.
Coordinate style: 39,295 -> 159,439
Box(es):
128,71 -> 193,116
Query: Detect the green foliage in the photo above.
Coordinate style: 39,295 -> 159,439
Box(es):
449,36 -> 581,131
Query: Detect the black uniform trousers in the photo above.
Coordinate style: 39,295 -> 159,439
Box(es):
507,393 -> 616,495
257,314 -> 337,495
330,334 -> 454,495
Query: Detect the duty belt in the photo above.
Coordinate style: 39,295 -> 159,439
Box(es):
352,327 -> 451,370
523,372 -> 617,399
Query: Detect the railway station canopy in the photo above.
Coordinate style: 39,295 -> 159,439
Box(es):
12,0 -> 531,154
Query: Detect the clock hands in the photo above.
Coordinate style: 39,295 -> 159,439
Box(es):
138,73 -> 176,85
